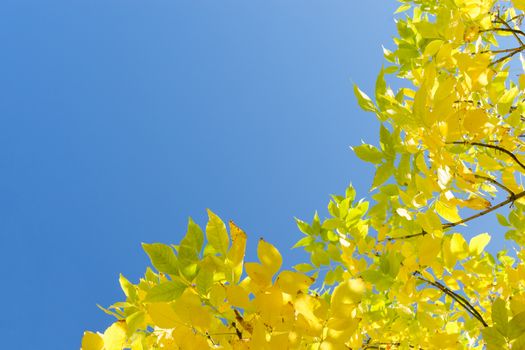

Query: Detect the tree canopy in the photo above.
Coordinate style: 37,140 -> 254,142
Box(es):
82,0 -> 525,349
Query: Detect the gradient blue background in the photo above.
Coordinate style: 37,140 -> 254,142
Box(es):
0,1 -> 504,349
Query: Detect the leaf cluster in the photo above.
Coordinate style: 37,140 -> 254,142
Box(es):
83,0 -> 525,349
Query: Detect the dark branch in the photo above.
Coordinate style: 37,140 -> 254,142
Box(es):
474,174 -> 515,196
443,189 -> 525,229
362,341 -> 420,349
493,14 -> 525,46
489,46 -> 525,66
414,272 -> 488,327
480,27 -> 525,40
384,188 -> 525,241
385,230 -> 427,241
449,141 -> 525,172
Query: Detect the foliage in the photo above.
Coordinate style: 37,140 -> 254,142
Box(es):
83,0 -> 525,348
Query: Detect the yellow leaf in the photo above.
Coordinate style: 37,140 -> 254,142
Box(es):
81,331 -> 104,350
435,199 -> 462,223
226,221 -> 247,283
226,284 -> 251,309
514,0 -> 525,12
418,235 -> 442,266
450,233 -> 468,260
295,294 -> 325,335
257,238 -> 282,276
103,321 -> 127,350
416,210 -> 443,235
330,279 -> 366,318
172,290 -> 212,330
424,40 -> 444,57
519,74 -> 525,91
206,209 -> 230,255
245,262 -> 273,288
253,287 -> 283,325
147,302 -> 178,329
463,109 -> 487,135
275,270 -> 314,295
461,196 -> 491,210
469,233 -> 491,255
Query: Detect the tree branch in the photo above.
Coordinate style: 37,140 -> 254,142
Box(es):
362,341 -> 420,349
385,230 -> 427,241
414,272 -> 488,327
383,188 -> 525,241
493,14 -> 525,46
474,174 -> 515,197
442,190 -> 525,229
481,27 -> 525,41
449,141 -> 525,172
489,45 -> 525,66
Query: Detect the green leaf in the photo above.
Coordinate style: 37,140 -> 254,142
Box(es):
312,212 -> 322,234
509,311 -> 525,340
294,263 -> 314,273
311,248 -> 330,267
492,298 -> 509,337
178,218 -> 204,280
375,67 -> 387,110
352,144 -> 384,164
144,281 -> 186,302
322,218 -> 344,230
354,85 -> 377,112
195,256 -> 215,294
512,334 -> 525,350
293,236 -> 315,249
206,209 -> 230,255
361,270 -> 393,291
295,218 -> 312,235
345,185 -> 356,202
142,243 -> 179,275
497,213 -> 510,227
481,327 -> 507,349
126,311 -> 145,334
119,274 -> 137,301
372,161 -> 393,189
379,124 -> 394,159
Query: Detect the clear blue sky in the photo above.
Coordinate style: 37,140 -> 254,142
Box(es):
1,1 -> 505,349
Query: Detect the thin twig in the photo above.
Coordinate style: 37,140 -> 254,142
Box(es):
362,342 -> 420,349
480,27 -> 525,40
414,272 -> 488,327
384,189 -> 525,241
485,46 -> 524,54
385,230 -> 427,241
442,189 -> 525,228
494,14 -> 525,46
474,174 -> 515,196
489,46 -> 525,66
449,141 -> 525,172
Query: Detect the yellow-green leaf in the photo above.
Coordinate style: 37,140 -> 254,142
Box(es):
142,243 -> 179,275
469,233 -> 491,255
354,85 -> 376,112
144,281 -> 186,302
206,209 -> 230,255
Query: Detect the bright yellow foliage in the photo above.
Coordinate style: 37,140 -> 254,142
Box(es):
83,1 -> 525,349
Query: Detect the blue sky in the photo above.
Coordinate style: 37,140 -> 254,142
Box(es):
1,1 -> 506,349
